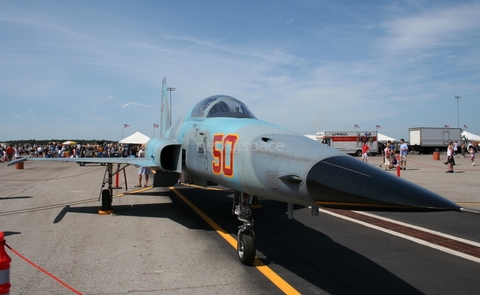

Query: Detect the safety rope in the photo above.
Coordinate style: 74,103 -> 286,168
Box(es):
4,243 -> 83,295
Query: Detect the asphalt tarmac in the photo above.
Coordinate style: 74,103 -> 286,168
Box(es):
1,153 -> 479,294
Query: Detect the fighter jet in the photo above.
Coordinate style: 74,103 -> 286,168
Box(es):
10,78 -> 466,265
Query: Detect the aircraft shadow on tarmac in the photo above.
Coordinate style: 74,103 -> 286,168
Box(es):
255,205 -> 424,294
57,187 -> 423,294
178,188 -> 424,295
0,196 -> 33,201
57,191 -> 208,231
3,231 -> 21,237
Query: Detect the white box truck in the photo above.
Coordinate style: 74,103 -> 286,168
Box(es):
409,127 -> 462,154
316,130 -> 378,156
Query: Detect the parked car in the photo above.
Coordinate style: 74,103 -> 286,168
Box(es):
77,160 -> 106,166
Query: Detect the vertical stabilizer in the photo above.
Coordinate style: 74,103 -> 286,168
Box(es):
160,77 -> 170,136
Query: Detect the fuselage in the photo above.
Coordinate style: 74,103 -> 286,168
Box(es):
176,116 -> 334,206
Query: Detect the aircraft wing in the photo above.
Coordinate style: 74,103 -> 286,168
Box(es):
8,156 -> 157,168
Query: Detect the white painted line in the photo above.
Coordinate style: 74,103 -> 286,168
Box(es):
320,209 -> 480,264
355,211 -> 480,247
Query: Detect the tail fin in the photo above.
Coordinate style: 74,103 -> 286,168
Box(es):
160,77 -> 170,136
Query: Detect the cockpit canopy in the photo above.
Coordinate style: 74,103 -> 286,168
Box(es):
190,95 -> 257,119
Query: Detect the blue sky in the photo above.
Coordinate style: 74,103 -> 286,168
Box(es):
1,0 -> 479,141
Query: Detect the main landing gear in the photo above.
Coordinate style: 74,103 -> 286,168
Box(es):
98,163 -> 114,214
98,163 -> 129,215
233,192 -> 256,265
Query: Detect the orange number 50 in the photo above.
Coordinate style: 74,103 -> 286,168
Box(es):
212,134 -> 238,177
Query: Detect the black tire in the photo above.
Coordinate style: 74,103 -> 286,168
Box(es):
100,163 -> 106,166
101,189 -> 112,211
237,232 -> 255,265
79,162 -> 85,166
355,150 -> 362,157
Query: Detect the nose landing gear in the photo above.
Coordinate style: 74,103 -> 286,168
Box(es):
233,192 -> 256,265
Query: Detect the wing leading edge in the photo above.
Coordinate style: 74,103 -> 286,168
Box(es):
8,156 -> 157,167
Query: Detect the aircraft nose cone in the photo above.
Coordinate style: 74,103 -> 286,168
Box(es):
306,156 -> 459,211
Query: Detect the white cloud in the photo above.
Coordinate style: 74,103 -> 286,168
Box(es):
381,3 -> 480,52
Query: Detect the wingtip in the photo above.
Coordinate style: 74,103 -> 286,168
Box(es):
7,158 -> 27,166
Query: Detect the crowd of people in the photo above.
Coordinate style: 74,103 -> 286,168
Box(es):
1,142 -> 154,187
376,139 -> 480,173
0,142 -> 144,163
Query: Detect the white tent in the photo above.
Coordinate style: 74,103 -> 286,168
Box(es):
378,133 -> 396,142
462,131 -> 480,141
119,131 -> 151,144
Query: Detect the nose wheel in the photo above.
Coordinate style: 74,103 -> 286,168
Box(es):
233,192 -> 256,265
237,228 -> 255,265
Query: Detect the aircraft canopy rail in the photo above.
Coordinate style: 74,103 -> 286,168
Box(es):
190,95 -> 257,119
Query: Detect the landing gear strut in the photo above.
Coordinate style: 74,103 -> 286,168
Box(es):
98,163 -> 129,215
233,192 -> 256,265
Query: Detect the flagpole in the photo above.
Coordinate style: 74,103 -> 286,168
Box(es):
121,124 -> 129,139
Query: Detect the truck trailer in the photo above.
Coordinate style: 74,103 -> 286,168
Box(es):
316,130 -> 378,156
408,127 -> 462,154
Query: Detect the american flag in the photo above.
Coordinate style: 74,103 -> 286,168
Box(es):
376,125 -> 381,129
153,123 -> 159,128
123,124 -> 130,128
444,125 -> 450,128
464,124 -> 468,128
354,124 -> 360,128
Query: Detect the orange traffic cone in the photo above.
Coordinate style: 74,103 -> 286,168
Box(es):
0,232 -> 11,295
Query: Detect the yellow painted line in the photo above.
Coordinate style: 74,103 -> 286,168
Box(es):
181,183 -> 232,191
170,187 -> 301,295
119,186 -> 152,196
253,260 -> 301,295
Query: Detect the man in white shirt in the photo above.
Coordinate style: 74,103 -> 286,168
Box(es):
446,141 -> 454,173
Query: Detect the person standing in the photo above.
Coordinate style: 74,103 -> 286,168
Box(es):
5,145 -> 14,162
361,142 -> 370,162
470,146 -> 476,166
76,143 -> 81,158
399,139 -> 408,170
384,141 -> 392,171
378,142 -> 385,168
453,141 -> 458,157
446,141 -> 454,173
37,145 -> 44,158
136,166 -> 151,187
135,145 -> 151,187
13,146 -> 19,159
